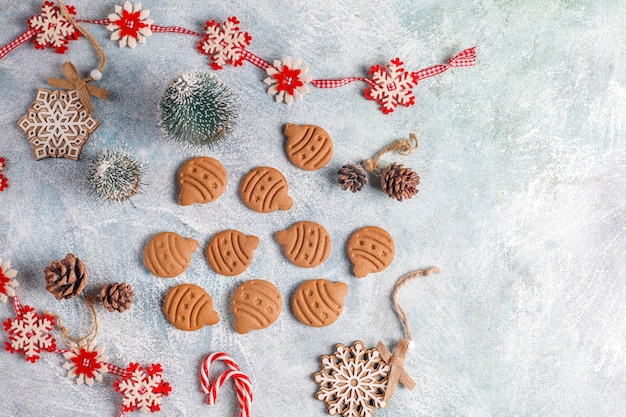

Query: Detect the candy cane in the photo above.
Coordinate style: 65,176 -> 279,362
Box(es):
200,352 -> 253,417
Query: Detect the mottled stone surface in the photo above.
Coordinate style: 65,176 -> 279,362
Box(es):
0,1 -> 624,416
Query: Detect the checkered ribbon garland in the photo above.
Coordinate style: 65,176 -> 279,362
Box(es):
0,29 -> 37,60
2,290 -> 168,414
412,46 -> 477,81
0,6 -> 476,114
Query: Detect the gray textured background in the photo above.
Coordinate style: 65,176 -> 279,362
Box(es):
0,1 -> 625,416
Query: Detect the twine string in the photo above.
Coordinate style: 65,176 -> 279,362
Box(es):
45,295 -> 99,347
376,266 -> 440,405
57,0 -> 106,74
363,133 -> 419,172
391,266 -> 440,341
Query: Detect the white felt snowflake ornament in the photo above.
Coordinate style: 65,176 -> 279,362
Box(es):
198,16 -> 252,70
264,57 -> 312,105
3,305 -> 57,363
314,341 -> 390,417
114,363 -> 172,413
0,258 -> 18,303
62,340 -> 110,386
106,1 -> 153,48
28,1 -> 80,54
364,58 -> 417,114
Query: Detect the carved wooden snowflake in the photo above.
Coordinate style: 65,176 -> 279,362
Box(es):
0,258 -> 18,303
314,341 -> 390,417
17,88 -> 100,161
114,363 -> 172,413
106,1 -> 154,48
28,1 -> 80,54
364,58 -> 417,114
3,305 -> 57,363
62,340 -> 109,386
197,16 -> 252,70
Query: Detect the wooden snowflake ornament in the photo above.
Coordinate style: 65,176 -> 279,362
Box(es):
18,88 -> 100,160
315,341 -> 390,417
314,268 -> 441,417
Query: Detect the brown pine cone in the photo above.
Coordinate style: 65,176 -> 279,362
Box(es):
44,253 -> 88,300
380,163 -> 420,202
338,164 -> 368,192
100,282 -> 134,313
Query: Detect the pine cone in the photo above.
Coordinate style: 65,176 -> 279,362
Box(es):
380,163 -> 420,202
338,164 -> 368,192
100,282 -> 134,313
44,254 -> 88,300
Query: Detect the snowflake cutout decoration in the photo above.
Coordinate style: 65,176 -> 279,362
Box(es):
17,88 -> 100,161
0,157 -> 6,171
364,58 -> 417,115
314,341 -> 390,417
28,1 -> 80,54
264,56 -> 312,105
0,258 -> 18,303
106,1 -> 154,48
3,305 -> 57,363
114,363 -> 172,413
62,340 -> 109,386
197,16 -> 252,70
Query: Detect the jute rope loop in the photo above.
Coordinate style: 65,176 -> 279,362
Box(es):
363,133 -> 419,172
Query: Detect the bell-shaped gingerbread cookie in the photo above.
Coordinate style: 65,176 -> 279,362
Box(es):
163,284 -> 219,331
144,232 -> 199,278
206,230 -> 259,276
239,166 -> 293,213
276,221 -> 331,268
284,124 -> 333,171
347,226 -> 395,278
292,279 -> 348,327
232,279 -> 282,334
178,156 -> 227,206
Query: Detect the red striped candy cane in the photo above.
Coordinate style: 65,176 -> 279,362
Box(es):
200,352 -> 253,417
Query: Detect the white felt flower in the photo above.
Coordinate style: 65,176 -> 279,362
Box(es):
264,57 -> 312,105
62,340 -> 109,386
106,1 -> 153,48
0,258 -> 18,303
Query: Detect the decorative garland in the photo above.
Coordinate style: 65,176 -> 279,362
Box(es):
1,1 -> 476,114
1,258 -> 170,416
0,157 -> 8,192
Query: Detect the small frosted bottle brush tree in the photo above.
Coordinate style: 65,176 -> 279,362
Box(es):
87,149 -> 145,202
158,70 -> 237,147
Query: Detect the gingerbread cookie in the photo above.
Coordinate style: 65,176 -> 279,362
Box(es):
231,279 -> 282,334
178,156 -> 227,206
275,221 -> 331,268
206,230 -> 259,276
239,166 -> 293,213
163,284 -> 219,331
292,279 -> 348,327
144,232 -> 199,278
347,226 -> 395,278
284,124 -> 333,171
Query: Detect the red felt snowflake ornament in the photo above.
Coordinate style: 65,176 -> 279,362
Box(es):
364,58 -> 417,114
28,1 -> 80,54
0,175 -> 7,192
114,363 -> 172,414
4,304 -> 57,363
197,16 -> 252,70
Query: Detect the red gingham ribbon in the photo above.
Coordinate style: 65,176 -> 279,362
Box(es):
12,295 -> 24,317
200,352 -> 253,417
311,77 -> 373,88
106,362 -> 130,378
412,46 -> 476,81
0,29 -> 36,60
241,50 -> 271,70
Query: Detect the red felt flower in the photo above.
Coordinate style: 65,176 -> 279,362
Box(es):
106,1 -> 153,48
264,57 -> 312,105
